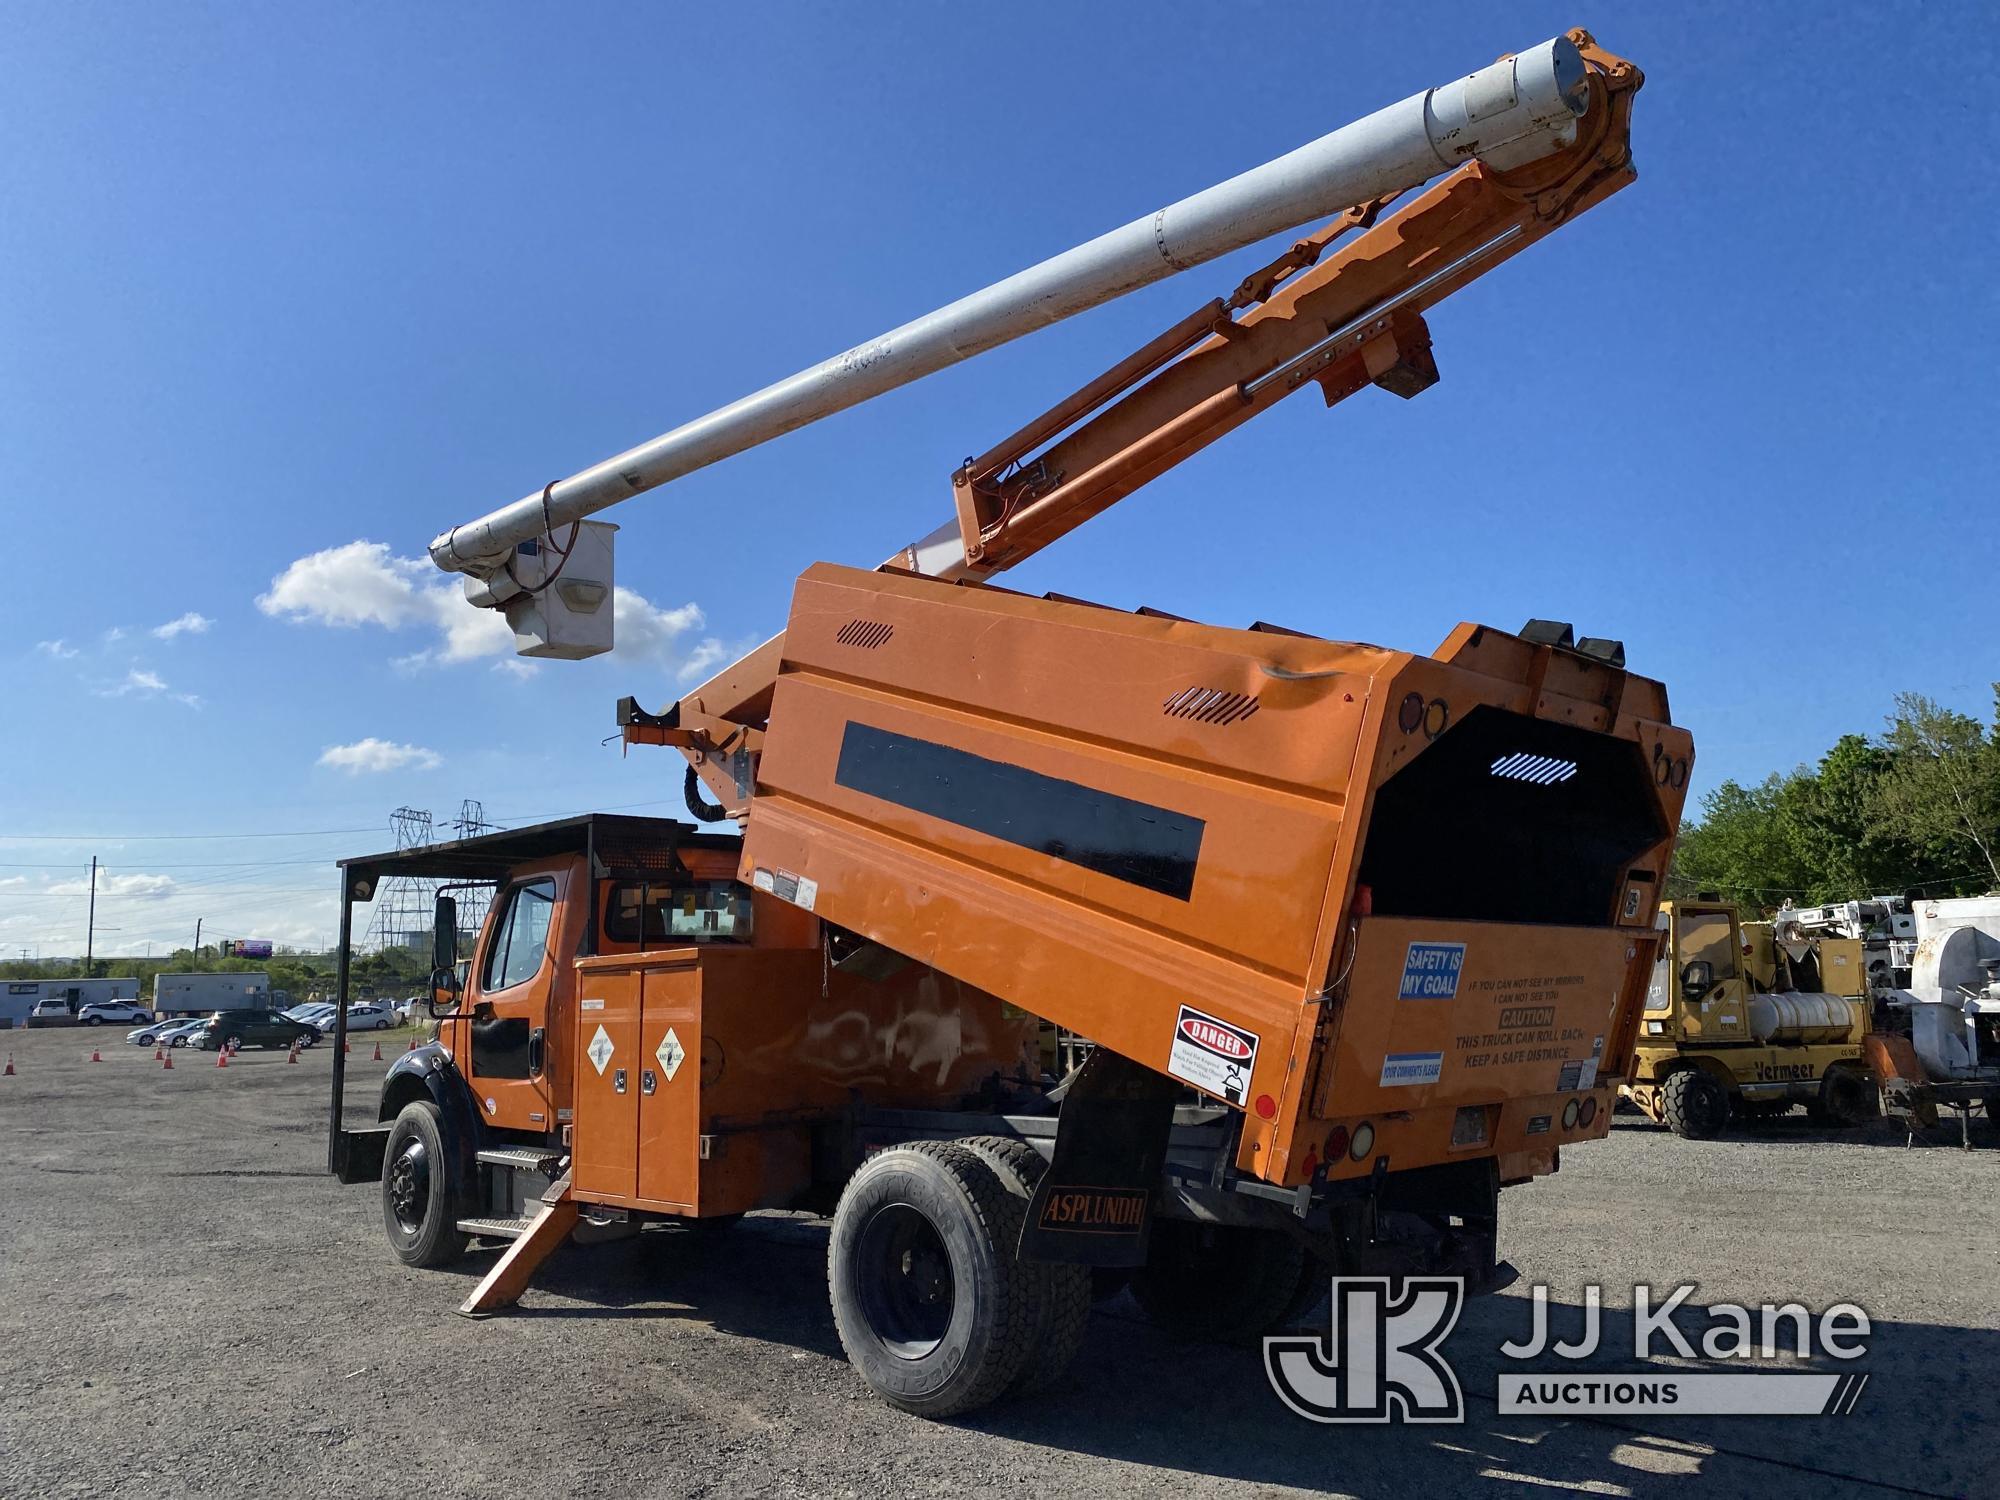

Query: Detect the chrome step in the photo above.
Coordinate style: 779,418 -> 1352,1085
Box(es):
456,1213 -> 537,1241
476,1146 -> 566,1176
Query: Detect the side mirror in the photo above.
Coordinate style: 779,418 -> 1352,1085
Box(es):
432,894 -> 458,970
1679,960 -> 1714,1002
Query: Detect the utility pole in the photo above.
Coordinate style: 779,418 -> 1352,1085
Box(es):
84,856 -> 98,973
193,917 -> 203,959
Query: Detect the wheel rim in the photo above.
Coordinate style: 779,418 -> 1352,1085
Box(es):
854,1201 -> 954,1359
387,1138 -> 431,1234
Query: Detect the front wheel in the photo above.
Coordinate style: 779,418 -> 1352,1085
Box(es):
85,1017 -> 102,1026
1818,1066 -> 1877,1126
1661,1068 -> 1731,1140
381,1101 -> 468,1268
828,1141 -> 1039,1417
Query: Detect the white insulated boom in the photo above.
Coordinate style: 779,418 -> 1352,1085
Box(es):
433,36 -> 1589,582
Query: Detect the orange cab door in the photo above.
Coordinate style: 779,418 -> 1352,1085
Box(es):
457,869 -> 566,1132
1671,907 -> 1751,1044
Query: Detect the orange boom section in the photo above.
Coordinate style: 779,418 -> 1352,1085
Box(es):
740,564 -> 1690,1189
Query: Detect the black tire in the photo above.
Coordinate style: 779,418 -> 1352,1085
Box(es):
828,1141 -> 1039,1417
1130,1220 -> 1308,1344
957,1135 -> 1093,1394
85,1017 -> 102,1026
1820,1066 -> 1877,1126
381,1101 -> 468,1269
1661,1068 -> 1731,1140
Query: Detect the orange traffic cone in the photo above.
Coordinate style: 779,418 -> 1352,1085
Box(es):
286,1042 -> 299,1064
162,1050 -> 173,1070
90,1047 -> 103,1063
407,1036 -> 418,1052
371,1040 -> 382,1061
343,1038 -> 350,1054
3,1054 -> 13,1076
216,1045 -> 228,1068
154,1046 -> 164,1061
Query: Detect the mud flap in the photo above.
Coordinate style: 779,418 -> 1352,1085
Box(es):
1020,1048 -> 1179,1267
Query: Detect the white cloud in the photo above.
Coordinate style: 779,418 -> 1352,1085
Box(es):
47,871 -> 176,900
491,658 -> 540,680
153,611 -> 213,640
317,738 -> 443,775
677,636 -> 734,683
35,639 -> 78,659
103,626 -> 127,644
97,668 -> 168,698
259,537 -> 707,671
0,875 -> 25,888
615,589 -> 703,664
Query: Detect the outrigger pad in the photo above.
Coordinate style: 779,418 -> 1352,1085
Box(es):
1020,1048 -> 1178,1268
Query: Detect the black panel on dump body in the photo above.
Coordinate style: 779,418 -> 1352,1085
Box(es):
1357,706 -> 1665,926
834,722 -> 1205,900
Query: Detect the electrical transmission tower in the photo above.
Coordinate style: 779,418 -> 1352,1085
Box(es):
448,799 -> 498,941
362,806 -> 437,951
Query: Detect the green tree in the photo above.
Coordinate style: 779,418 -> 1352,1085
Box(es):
1867,689 -> 2000,887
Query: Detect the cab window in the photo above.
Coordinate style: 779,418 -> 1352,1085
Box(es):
605,880 -> 753,944
1677,910 -> 1738,985
483,879 -> 557,991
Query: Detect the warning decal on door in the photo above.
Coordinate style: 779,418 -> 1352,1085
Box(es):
586,1024 -> 615,1077
1166,1003 -> 1258,1106
656,1027 -> 685,1082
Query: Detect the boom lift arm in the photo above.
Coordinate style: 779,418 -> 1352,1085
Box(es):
636,30 -> 1642,816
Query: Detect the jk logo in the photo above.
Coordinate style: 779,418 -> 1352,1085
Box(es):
1264,1277 -> 1466,1423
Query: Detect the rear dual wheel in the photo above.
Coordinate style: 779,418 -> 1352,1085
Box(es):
1130,1220 -> 1312,1343
828,1140 -> 1089,1418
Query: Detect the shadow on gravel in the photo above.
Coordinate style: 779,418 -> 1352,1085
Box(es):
463,1216 -> 1998,1498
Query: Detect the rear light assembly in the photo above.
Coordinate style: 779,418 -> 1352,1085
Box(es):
1347,1121 -> 1375,1160
1579,1095 -> 1598,1128
1561,1097 -> 1581,1130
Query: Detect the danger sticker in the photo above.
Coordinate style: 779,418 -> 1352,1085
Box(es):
1166,1004 -> 1258,1106
766,868 -> 818,912
1399,942 -> 1466,1000
1380,1051 -> 1444,1087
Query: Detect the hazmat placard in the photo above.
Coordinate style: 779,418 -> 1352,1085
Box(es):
587,1024 -> 615,1076
656,1027 -> 685,1082
1166,1003 -> 1258,1106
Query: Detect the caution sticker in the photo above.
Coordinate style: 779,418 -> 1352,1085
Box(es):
756,867 -> 819,912
1166,1004 -> 1258,1106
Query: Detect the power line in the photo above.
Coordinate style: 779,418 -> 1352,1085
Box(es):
0,825 -> 383,843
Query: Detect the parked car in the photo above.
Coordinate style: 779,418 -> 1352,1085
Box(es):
78,1000 -> 152,1026
160,1020 -> 208,1048
28,998 -> 74,1025
342,1002 -> 397,1032
281,1005 -> 329,1030
126,1017 -> 191,1045
191,1010 -> 320,1051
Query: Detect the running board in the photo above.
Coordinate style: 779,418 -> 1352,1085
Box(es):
458,1172 -> 578,1317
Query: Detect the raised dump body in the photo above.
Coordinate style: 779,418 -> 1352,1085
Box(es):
739,562 -> 1691,1191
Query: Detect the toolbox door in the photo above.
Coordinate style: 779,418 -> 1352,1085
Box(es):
571,967 -> 642,1202
637,959 -> 702,1212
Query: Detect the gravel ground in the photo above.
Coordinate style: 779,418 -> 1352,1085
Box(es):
2,1026 -> 1997,1500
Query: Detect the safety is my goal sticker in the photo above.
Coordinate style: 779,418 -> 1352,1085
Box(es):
1167,1003 -> 1257,1107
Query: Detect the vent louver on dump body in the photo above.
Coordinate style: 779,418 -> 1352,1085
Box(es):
835,619 -> 895,648
1162,686 -> 1260,726
1490,751 -> 1578,784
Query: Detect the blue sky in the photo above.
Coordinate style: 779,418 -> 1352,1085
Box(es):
3,3 -> 1995,956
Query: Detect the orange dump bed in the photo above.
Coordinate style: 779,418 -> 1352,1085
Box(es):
738,564 -> 1692,1187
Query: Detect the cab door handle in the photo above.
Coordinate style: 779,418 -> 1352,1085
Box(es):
527,1026 -> 546,1077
